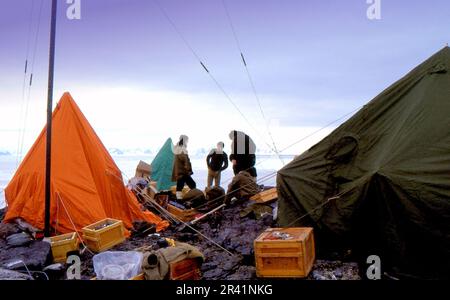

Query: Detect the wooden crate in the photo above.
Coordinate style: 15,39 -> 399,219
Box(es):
250,188 -> 278,203
167,203 -> 199,222
82,218 -> 126,252
50,232 -> 79,263
169,258 -> 201,280
254,227 -> 315,278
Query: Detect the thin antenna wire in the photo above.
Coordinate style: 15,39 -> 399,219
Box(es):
18,0 -> 45,163
152,0 -> 279,154
279,107 -> 360,153
221,0 -> 284,165
16,1 -> 36,167
220,105 -> 361,185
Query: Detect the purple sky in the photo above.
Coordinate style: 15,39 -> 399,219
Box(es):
0,0 -> 449,155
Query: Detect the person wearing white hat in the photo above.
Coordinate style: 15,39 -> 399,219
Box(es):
172,135 -> 196,200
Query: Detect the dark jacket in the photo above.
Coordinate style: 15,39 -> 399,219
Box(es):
172,146 -> 193,181
225,171 -> 259,204
206,149 -> 228,172
229,131 -> 257,177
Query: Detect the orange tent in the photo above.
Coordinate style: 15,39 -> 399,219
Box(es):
4,92 -> 169,233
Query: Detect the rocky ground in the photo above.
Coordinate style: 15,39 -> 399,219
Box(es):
0,202 -> 361,280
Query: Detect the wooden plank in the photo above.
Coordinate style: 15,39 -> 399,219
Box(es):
167,204 -> 198,222
250,188 -> 278,203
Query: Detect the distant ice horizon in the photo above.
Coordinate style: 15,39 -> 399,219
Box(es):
0,153 -> 291,209
0,146 -> 302,158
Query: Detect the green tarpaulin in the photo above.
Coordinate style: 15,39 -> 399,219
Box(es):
151,138 -> 175,191
277,47 -> 450,279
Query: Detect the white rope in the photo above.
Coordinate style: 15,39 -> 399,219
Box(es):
221,0 -> 284,166
220,105 -> 362,186
55,192 -> 60,234
56,192 -> 95,255
194,171 -> 278,210
107,170 -> 236,256
18,260 -> 33,279
285,195 -> 341,228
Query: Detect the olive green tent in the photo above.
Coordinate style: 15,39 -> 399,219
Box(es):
151,138 -> 175,191
277,47 -> 450,279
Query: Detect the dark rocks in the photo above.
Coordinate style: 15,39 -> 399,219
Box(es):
312,270 -> 327,280
174,200 -> 274,280
0,240 -> 52,271
222,260 -> 238,271
227,266 -> 256,280
79,250 -> 95,280
6,232 -> 33,247
0,267 -> 32,280
0,208 -> 5,222
131,221 -> 156,237
43,263 -> 67,280
308,260 -> 360,280
200,262 -> 216,272
202,268 -> 223,279
50,196 -> 361,281
0,222 -> 21,239
175,232 -> 198,243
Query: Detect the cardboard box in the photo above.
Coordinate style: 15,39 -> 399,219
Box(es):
135,160 -> 152,178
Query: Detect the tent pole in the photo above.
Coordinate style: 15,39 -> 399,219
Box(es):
44,0 -> 58,237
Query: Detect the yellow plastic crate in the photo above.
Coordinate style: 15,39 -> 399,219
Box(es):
82,218 -> 125,252
50,232 -> 79,263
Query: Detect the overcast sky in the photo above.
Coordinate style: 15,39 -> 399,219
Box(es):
0,0 -> 449,157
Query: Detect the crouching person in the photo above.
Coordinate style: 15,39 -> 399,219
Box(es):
224,170 -> 259,206
172,135 -> 196,200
